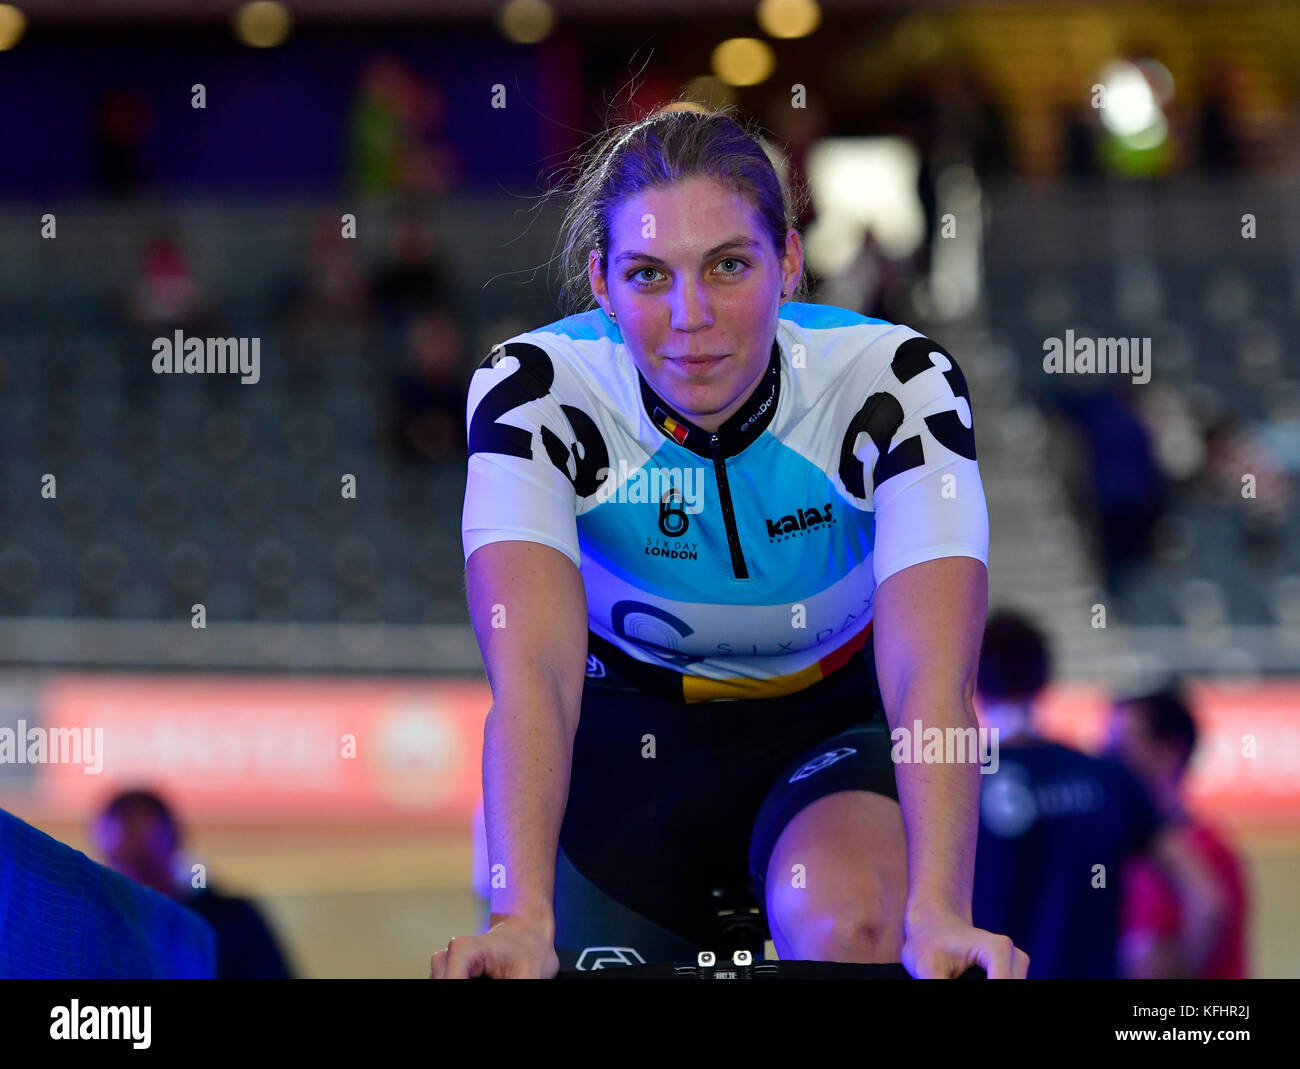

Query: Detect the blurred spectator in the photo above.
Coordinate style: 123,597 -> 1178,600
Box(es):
369,212 -> 453,328
1059,99 -> 1099,180
972,611 -> 1160,978
1133,382 -> 1206,486
91,789 -> 294,979
890,65 -> 1008,273
763,94 -> 827,231
1199,60 -> 1249,174
1202,414 -> 1293,562
1258,383 -> 1300,476
1105,688 -> 1250,978
346,55 -> 455,195
277,215 -> 370,332
127,232 -> 211,332
927,66 -> 1009,179
1053,387 -> 1168,590
271,214 -> 372,392
93,90 -> 151,198
891,70 -> 940,279
387,308 -> 468,465
817,227 -> 906,321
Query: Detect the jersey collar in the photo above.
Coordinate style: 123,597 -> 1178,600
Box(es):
637,339 -> 781,460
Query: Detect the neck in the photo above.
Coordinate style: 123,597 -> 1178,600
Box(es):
1153,779 -> 1187,822
691,359 -> 771,433
639,339 -> 782,459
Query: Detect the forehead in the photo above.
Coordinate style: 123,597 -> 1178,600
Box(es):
607,177 -> 763,248
101,807 -> 169,835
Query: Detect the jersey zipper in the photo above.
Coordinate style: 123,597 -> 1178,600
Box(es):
710,433 -> 749,580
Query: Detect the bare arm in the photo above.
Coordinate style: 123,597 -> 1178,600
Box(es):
1152,825 -> 1229,977
467,539 -> 588,939
872,555 -> 988,931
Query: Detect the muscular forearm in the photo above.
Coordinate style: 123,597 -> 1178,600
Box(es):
890,690 -> 981,930
481,680 -> 577,938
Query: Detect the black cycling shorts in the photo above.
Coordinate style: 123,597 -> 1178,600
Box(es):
553,641 -> 900,970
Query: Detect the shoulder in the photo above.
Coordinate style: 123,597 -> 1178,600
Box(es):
1189,822 -> 1246,875
197,890 -> 271,929
777,302 -> 898,335
778,302 -> 914,381
1032,741 -> 1119,782
777,303 -> 972,418
1087,753 -> 1157,815
777,302 -> 961,372
480,308 -> 629,387
468,308 -> 635,415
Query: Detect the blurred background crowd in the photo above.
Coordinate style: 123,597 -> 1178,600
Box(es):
0,0 -> 1297,977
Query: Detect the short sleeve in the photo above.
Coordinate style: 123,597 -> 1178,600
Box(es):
461,343 -> 581,569
861,334 -> 990,586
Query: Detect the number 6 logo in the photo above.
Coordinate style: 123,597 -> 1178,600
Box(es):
658,488 -> 689,537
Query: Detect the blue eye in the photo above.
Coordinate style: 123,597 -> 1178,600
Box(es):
629,267 -> 663,287
626,258 -> 749,288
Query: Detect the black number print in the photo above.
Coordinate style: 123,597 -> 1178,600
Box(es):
468,342 -> 609,496
838,335 -> 976,498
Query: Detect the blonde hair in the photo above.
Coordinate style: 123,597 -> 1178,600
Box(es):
553,100 -> 809,316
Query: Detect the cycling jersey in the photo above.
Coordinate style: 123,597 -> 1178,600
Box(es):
462,301 -> 989,702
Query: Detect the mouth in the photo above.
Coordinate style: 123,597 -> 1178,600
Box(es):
670,353 -> 730,372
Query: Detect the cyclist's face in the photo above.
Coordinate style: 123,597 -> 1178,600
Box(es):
590,176 -> 801,433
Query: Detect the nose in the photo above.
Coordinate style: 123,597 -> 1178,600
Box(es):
668,277 -> 714,333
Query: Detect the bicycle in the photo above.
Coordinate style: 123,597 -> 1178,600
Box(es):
473,950 -> 986,979
466,886 -> 988,979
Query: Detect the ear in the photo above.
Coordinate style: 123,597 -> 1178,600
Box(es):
782,228 -> 803,296
588,249 -> 611,313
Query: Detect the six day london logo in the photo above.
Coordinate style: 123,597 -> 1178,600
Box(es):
640,491 -> 838,555
644,485 -> 700,563
618,461 -> 835,558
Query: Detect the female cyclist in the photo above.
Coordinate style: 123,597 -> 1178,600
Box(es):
432,102 -> 1028,980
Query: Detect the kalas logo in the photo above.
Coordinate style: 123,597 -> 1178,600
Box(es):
765,502 -> 835,541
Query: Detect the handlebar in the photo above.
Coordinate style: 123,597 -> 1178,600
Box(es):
471,959 -> 987,979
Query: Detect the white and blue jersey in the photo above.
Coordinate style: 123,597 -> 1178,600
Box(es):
462,301 -> 988,702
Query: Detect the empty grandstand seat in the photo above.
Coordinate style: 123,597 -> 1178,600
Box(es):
1174,576 -> 1229,628
1269,575 -> 1300,626
289,580 -> 337,621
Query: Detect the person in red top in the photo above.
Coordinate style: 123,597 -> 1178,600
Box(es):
1104,687 -> 1250,978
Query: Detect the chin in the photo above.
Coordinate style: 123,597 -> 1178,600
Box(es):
671,384 -> 729,415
